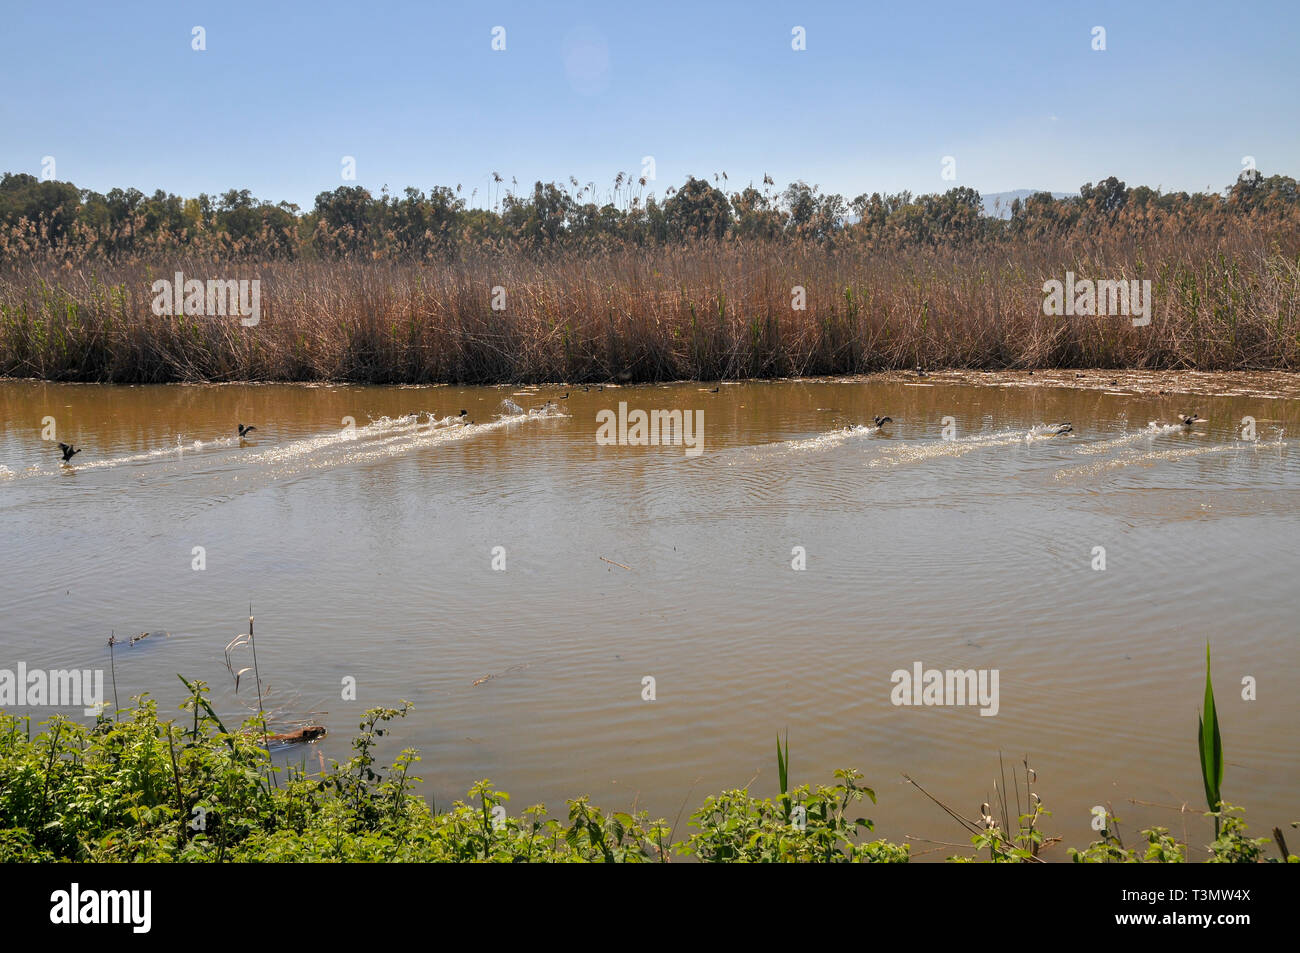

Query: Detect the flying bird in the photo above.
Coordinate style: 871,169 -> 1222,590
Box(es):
1180,413 -> 1204,427
238,424 -> 257,437
1054,423 -> 1073,436
58,442 -> 80,462
874,416 -> 893,427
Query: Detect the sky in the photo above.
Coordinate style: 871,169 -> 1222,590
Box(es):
2,0 -> 1297,210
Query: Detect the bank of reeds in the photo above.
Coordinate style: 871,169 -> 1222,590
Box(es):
2,230 -> 1298,383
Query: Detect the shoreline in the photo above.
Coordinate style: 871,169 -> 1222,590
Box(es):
6,368 -> 1300,400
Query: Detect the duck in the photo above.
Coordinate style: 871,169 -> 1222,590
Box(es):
915,366 -> 929,378
874,416 -> 893,427
237,424 -> 257,438
1053,423 -> 1073,436
58,442 -> 81,463
1180,412 -> 1204,427
708,386 -> 720,393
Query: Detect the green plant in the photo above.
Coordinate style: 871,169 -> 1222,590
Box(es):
1198,642 -> 1224,836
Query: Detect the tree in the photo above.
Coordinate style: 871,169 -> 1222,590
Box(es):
663,176 -> 731,241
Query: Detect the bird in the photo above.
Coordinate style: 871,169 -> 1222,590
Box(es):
915,366 -> 929,378
559,392 -> 569,399
874,416 -> 893,427
1180,413 -> 1204,427
708,386 -> 720,393
581,385 -> 590,392
237,424 -> 256,438
1054,423 -> 1073,436
58,442 -> 80,463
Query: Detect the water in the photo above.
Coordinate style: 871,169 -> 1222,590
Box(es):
1,375 -> 1297,859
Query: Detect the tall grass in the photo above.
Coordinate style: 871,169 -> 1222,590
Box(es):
1,229 -> 1298,383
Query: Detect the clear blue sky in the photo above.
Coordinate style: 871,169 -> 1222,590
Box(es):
3,0 -> 1296,209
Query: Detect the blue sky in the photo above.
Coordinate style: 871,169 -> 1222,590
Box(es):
3,0 -> 1297,209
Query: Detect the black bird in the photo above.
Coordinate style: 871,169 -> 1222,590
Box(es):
458,409 -> 468,418
708,386 -> 720,393
915,366 -> 929,378
1054,423 -> 1073,436
238,424 -> 257,437
874,416 -> 893,427
581,385 -> 590,392
1180,412 -> 1204,427
58,442 -> 80,462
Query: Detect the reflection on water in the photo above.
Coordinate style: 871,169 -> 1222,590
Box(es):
1,377 -> 1297,859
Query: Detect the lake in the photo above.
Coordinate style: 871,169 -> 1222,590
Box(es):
1,372 -> 1296,858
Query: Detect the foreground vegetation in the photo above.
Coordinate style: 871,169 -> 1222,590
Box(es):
0,170 -> 1298,381
0,675 -> 1291,862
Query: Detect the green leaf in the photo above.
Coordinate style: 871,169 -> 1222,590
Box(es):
776,730 -> 791,821
1197,643 -> 1223,820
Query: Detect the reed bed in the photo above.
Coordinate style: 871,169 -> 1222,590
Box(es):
1,230 -> 1298,383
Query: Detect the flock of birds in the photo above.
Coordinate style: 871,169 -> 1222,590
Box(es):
866,412 -> 1205,437
48,398 -> 1215,466
56,423 -> 258,466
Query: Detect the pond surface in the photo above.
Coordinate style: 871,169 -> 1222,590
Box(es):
1,375 -> 1296,858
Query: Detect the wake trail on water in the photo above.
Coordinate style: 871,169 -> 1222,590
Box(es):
868,427 -> 1059,467
2,434 -> 239,479
1074,421 -> 1188,455
2,407 -> 568,482
249,406 -> 568,476
1057,432 -> 1290,480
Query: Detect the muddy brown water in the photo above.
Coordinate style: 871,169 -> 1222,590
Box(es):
1,373 -> 1297,859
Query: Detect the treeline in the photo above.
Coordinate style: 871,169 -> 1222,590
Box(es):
1,169 -> 1297,262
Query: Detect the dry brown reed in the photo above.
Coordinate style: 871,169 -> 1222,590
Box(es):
2,227 -> 1297,383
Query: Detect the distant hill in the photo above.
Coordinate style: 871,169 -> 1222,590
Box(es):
981,190 -> 1075,219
